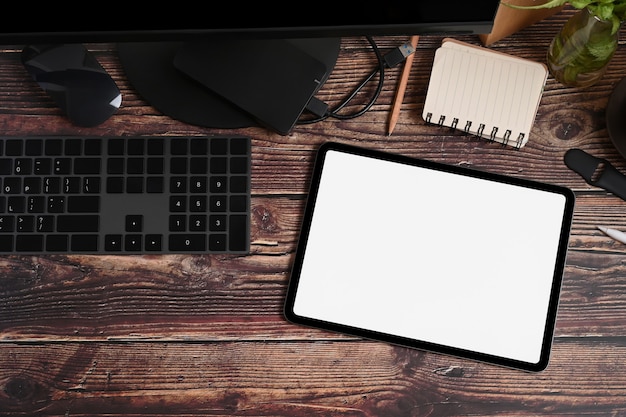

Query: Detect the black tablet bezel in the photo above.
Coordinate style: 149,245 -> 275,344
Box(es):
284,142 -> 575,372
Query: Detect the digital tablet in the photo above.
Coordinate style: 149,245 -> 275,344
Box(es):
284,142 -> 575,372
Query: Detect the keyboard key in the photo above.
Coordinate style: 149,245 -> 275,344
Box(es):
209,215 -> 226,231
47,196 -> 65,213
147,138 -> 164,155
16,235 -> 43,251
83,177 -> 101,193
189,215 -> 206,231
0,159 -> 12,175
146,177 -> 163,193
145,234 -> 162,251
230,157 -> 248,174
65,139 -> 82,155
171,138 -> 188,155
0,215 -> 15,231
210,157 -> 227,174
53,158 -> 71,174
209,234 -> 226,251
126,177 -> 143,193
190,138 -> 208,155
17,215 -> 35,232
45,139 -> 63,156
230,195 -> 247,212
230,137 -> 249,155
210,176 -> 227,193
71,234 -> 99,251
5,140 -> 23,156
74,158 -> 101,174
46,234 -> 68,251
147,158 -> 164,174
34,159 -> 52,175
84,139 -> 102,155
4,177 -> 21,194
0,235 -> 13,251
229,215 -> 247,252
127,138 -> 144,155
67,196 -> 99,213
25,139 -> 43,156
57,215 -> 99,232
125,234 -> 142,251
107,177 -> 124,193
36,215 -> 54,232
8,196 -> 25,213
24,178 -> 42,194
108,139 -> 124,155
169,234 -> 206,251
126,215 -> 143,232
14,158 -> 32,175
28,196 -> 45,213
105,234 -> 123,251
43,177 -> 61,193
210,138 -> 228,154
230,176 -> 247,193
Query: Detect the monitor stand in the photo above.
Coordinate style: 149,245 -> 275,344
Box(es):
117,39 -> 341,130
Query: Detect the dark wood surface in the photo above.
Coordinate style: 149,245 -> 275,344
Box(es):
3,8 -> 626,416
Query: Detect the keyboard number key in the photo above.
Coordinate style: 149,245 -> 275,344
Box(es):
169,215 -> 186,231
169,234 -> 206,251
170,196 -> 186,212
189,215 -> 206,231
209,196 -> 226,212
209,215 -> 226,231
210,176 -> 227,193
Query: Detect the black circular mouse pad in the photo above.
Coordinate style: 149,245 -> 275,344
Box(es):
606,76 -> 626,160
117,42 -> 258,128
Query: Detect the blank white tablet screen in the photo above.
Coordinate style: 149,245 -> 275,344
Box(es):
292,148 -> 568,365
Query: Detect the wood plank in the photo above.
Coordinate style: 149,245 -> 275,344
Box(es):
1,340 -> 626,416
3,193 -> 626,340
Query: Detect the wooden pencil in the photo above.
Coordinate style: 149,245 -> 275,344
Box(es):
387,35 -> 419,135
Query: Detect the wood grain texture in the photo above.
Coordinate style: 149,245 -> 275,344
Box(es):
3,7 -> 626,415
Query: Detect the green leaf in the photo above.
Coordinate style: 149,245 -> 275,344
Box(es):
501,0 -> 569,10
570,0 -> 594,8
588,3 -> 614,18
586,35 -> 618,59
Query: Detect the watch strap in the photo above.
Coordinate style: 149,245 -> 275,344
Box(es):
564,148 -> 626,201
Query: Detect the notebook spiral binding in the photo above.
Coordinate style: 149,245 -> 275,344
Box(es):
425,112 -> 524,150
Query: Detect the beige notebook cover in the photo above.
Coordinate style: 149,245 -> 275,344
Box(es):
422,39 -> 548,149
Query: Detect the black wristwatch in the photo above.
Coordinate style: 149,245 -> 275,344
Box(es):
564,148 -> 626,201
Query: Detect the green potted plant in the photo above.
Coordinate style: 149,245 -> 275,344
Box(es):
504,0 -> 626,87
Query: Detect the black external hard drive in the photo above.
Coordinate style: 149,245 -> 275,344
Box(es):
173,39 -> 329,135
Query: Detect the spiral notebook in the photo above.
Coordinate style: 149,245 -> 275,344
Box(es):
422,38 -> 548,149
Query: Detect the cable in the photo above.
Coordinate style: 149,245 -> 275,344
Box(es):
298,36 -> 416,125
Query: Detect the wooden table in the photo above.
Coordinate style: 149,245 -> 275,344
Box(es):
3,8 -> 626,415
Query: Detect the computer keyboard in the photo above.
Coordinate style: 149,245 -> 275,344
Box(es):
0,136 -> 251,254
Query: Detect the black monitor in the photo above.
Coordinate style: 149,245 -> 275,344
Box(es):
3,1 -> 500,132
